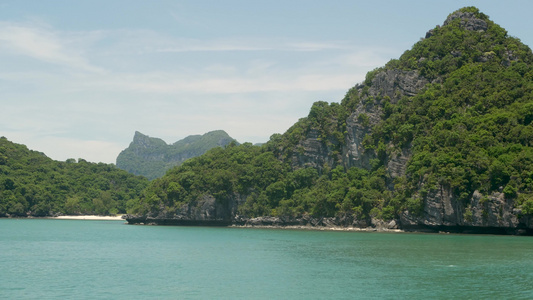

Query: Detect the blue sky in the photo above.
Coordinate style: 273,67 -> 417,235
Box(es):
1,0 -> 532,163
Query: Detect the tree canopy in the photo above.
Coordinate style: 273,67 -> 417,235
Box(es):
0,137 -> 149,216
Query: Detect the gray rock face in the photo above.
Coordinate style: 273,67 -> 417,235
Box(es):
234,215 -> 373,229
343,103 -> 378,170
178,193 -> 246,222
425,28 -> 436,39
399,187 -> 533,233
443,11 -> 488,31
290,129 -> 334,170
386,148 -> 411,179
343,70 -> 427,174
368,69 -> 429,101
125,193 -> 246,226
426,11 -> 487,41
289,69 -> 427,174
422,186 -> 464,227
180,195 -> 228,221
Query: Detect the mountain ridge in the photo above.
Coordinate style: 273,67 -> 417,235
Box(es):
116,130 -> 236,180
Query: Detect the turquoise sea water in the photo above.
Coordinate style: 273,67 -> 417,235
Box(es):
1,219 -> 532,299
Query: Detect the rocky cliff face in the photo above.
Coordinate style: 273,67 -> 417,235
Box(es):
287,69 -> 429,173
289,129 -> 335,171
443,10 -> 488,32
125,193 -> 246,226
343,69 -> 429,172
399,188 -> 533,234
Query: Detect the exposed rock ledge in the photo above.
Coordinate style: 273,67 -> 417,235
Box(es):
123,214 -> 533,235
122,215 -> 231,226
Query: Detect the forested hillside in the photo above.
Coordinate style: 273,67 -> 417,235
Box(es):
117,130 -> 236,180
0,137 -> 149,217
126,7 -> 533,233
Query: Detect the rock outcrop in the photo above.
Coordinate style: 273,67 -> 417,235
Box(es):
290,129 -> 334,170
124,193 -> 245,226
443,10 -> 488,32
288,69 -> 428,173
398,187 -> 533,234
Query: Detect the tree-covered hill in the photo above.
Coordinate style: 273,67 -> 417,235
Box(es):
126,7 -> 533,233
0,137 -> 149,217
116,130 -> 236,180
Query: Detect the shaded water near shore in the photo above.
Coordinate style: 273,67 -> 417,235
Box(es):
1,219 -> 532,299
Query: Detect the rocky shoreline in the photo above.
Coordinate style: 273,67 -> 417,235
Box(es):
122,214 -> 533,235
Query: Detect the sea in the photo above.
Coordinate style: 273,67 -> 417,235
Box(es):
1,219 -> 532,299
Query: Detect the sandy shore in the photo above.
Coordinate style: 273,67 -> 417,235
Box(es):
51,215 -> 124,221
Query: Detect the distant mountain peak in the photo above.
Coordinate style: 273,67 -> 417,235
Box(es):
133,130 -> 146,140
117,130 -> 237,180
131,131 -> 167,149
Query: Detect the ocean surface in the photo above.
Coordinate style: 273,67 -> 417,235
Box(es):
1,219 -> 532,299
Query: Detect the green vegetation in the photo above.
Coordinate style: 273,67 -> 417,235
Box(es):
0,137 -> 149,217
116,130 -> 236,180
373,7 -> 533,212
129,142 -> 392,221
128,7 -> 533,221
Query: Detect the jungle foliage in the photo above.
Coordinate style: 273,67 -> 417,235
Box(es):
0,137 -> 149,216
129,142 -> 395,221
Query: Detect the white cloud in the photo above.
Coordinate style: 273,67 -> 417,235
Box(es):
0,21 -> 104,73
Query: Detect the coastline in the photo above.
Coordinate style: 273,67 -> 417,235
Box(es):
49,215 -> 124,221
230,224 -> 405,233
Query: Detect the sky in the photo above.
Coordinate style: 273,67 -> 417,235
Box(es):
2,0 -> 533,164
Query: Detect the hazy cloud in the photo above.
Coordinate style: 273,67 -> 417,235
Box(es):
0,21 -> 104,73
